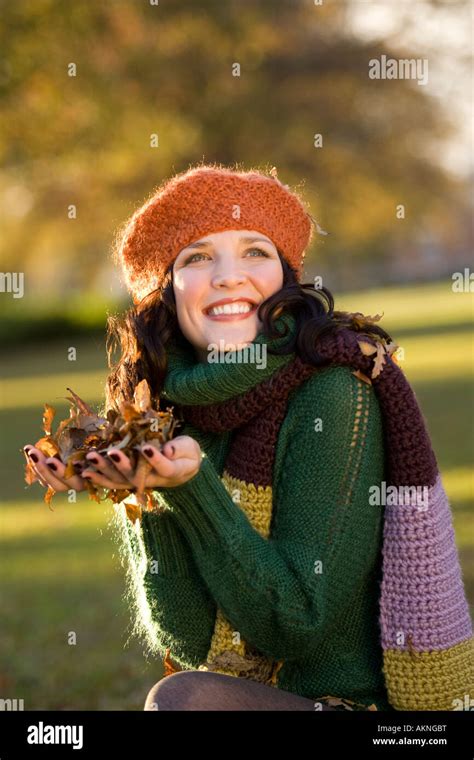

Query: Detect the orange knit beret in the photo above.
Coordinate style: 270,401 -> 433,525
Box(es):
115,163 -> 315,305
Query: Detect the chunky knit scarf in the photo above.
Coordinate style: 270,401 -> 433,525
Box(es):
161,317 -> 474,711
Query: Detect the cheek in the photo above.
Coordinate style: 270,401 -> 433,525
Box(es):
173,270 -> 205,314
259,261 -> 284,295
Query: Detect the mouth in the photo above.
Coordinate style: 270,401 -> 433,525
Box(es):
203,300 -> 259,321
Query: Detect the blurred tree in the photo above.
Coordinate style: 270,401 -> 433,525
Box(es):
0,0 -> 470,300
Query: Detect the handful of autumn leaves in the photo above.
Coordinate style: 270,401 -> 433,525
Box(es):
23,380 -> 181,517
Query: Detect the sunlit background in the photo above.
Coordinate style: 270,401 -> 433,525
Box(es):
0,0 -> 472,709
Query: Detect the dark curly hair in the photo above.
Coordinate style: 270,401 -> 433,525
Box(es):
103,250 -> 393,415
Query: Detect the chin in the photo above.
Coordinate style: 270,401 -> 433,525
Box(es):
198,329 -> 256,353
222,331 -> 256,345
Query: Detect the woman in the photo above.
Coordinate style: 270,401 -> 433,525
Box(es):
24,163 -> 473,711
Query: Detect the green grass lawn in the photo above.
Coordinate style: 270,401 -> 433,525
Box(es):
0,279 -> 472,709
0,499 -> 159,710
0,336 -> 163,710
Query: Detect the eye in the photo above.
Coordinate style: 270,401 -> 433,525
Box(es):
183,247 -> 270,265
184,252 -> 208,264
246,247 -> 270,258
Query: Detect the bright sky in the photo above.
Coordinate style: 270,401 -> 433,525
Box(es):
347,0 -> 473,178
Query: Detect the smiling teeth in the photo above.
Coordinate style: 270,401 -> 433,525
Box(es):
208,302 -> 253,316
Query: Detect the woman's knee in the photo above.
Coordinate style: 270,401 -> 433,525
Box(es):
144,671 -> 206,711
143,670 -> 332,711
144,670 -> 259,711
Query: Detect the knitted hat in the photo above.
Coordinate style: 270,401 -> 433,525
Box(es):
115,163 -> 315,305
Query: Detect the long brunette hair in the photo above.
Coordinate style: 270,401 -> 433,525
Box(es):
104,251 -> 393,414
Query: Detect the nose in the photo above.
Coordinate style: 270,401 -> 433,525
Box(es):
211,263 -> 247,289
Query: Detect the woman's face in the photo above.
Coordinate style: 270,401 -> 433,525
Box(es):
172,229 -> 284,361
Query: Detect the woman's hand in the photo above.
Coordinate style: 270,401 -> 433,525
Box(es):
23,435 -> 202,493
23,444 -> 87,492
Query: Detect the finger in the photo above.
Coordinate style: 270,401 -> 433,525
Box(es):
23,445 -> 44,485
84,451 -> 131,483
141,443 -> 202,486
81,469 -> 132,490
28,463 -> 50,489
140,444 -> 177,479
26,448 -> 69,492
160,440 -> 177,460
102,449 -> 135,482
144,456 -> 198,488
44,457 -> 85,492
162,435 -> 200,462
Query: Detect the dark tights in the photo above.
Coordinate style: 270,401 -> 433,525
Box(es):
144,670 -> 337,711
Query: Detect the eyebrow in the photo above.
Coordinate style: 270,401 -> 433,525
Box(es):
181,235 -> 275,252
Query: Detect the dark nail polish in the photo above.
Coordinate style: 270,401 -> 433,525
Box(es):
47,462 -> 57,471
87,456 -> 99,464
29,453 -> 39,463
143,448 -> 153,457
109,453 -> 120,462
23,445 -> 32,453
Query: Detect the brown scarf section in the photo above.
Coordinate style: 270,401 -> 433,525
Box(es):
176,325 -> 437,486
180,355 -> 320,484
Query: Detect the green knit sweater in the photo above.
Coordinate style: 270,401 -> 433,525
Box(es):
116,318 -> 393,710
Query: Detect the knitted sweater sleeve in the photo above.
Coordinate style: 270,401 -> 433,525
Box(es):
156,366 -> 385,661
114,500 -> 217,668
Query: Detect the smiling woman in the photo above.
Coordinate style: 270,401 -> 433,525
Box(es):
172,229 -> 284,359
103,164 -> 473,712
23,162 -> 474,711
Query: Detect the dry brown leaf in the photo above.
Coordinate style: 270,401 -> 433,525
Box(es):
124,500 -> 142,524
108,489 -> 131,505
55,416 -> 73,438
371,342 -> 387,379
134,455 -> 153,505
357,338 -> 390,380
82,477 -> 103,503
134,379 -> 152,413
317,694 -> 375,711
65,387 -> 94,415
44,486 -> 56,510
35,436 -> 60,458
357,340 -> 377,356
145,491 -> 166,513
350,311 -> 383,329
25,380 -> 180,510
352,369 -> 372,385
385,340 -> 399,356
325,697 -> 350,708
42,404 -> 56,435
23,451 -> 38,485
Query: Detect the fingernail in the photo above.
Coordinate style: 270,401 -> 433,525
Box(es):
23,445 -> 32,454
86,455 -> 99,464
169,445 -> 175,456
143,448 -> 153,457
82,474 -> 92,480
47,462 -> 58,471
29,453 -> 39,463
108,453 -> 120,462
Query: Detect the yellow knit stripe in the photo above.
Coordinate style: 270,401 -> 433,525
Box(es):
198,472 -> 283,686
383,637 -> 474,710
220,471 -> 274,537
